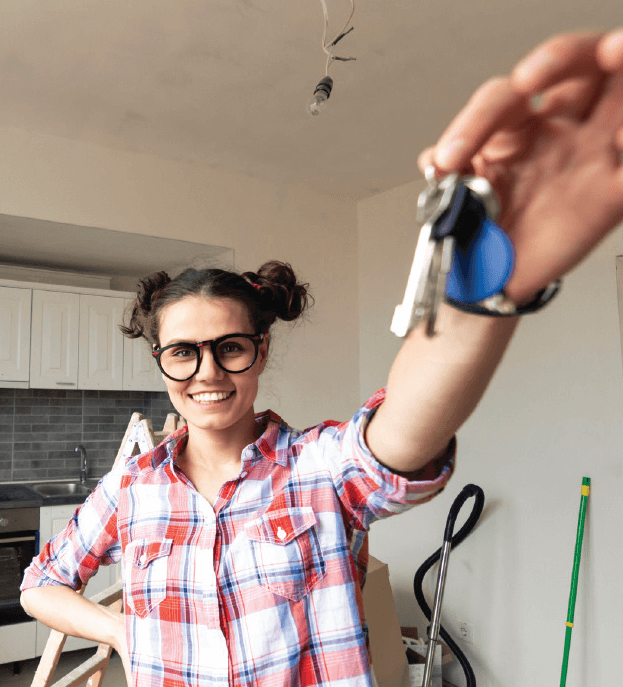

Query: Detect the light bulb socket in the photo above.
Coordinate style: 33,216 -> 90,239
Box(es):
314,76 -> 334,99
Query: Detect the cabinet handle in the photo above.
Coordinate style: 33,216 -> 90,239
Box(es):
55,382 -> 76,386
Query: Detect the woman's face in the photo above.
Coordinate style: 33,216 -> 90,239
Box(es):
156,296 -> 268,439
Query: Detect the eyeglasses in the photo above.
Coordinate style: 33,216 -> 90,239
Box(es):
152,333 -> 264,381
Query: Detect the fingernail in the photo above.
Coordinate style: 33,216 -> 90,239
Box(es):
435,138 -> 468,170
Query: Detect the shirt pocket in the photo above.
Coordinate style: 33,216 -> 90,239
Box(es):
244,506 -> 326,602
123,538 -> 172,618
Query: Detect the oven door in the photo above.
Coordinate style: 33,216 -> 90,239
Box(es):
0,507 -> 39,626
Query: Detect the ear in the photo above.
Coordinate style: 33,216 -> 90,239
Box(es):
257,333 -> 270,374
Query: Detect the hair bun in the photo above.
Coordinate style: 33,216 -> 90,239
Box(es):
119,271 -> 171,340
244,261 -> 312,322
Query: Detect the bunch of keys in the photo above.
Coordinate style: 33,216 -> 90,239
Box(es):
390,166 -> 504,338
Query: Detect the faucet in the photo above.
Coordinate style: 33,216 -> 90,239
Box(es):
76,445 -> 88,484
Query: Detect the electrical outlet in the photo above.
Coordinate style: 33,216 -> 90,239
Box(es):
458,620 -> 474,644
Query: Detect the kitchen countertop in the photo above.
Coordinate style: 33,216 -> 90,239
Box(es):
0,480 -> 100,509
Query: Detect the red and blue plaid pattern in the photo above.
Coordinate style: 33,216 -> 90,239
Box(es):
22,389 -> 454,687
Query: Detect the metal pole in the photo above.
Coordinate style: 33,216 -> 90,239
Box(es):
560,476 -> 590,687
421,540 -> 452,687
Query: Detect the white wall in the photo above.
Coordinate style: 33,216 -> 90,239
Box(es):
0,125 -> 360,429
359,180 -> 623,686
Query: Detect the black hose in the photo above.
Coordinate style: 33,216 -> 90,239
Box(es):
413,484 -> 485,687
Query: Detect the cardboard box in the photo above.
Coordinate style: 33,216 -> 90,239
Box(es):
363,556 -> 410,687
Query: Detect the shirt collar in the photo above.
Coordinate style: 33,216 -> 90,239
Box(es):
152,410 -> 292,470
252,409 -> 291,466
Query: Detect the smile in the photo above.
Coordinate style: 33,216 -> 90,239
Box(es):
190,391 -> 235,404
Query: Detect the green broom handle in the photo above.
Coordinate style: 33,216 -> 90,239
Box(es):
560,476 -> 590,687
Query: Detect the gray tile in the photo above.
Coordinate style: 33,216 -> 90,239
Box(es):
49,397 -> 82,407
15,441 -> 62,452
27,406 -> 56,415
14,432 -> 47,442
13,409 -> 32,419
16,397 -> 50,406
48,407 -> 82,417
31,423 -> 56,432
48,432 -> 82,442
84,397 -> 116,407
84,432 -> 124,441
114,398 -> 143,407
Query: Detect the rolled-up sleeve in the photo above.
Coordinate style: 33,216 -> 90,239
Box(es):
20,469 -> 122,592
315,388 -> 455,530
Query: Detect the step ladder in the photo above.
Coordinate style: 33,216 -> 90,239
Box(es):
30,412 -> 183,687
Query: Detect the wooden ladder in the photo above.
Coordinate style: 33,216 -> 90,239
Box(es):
30,412 -> 183,687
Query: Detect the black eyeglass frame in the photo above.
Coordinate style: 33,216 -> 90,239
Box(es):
152,333 -> 264,381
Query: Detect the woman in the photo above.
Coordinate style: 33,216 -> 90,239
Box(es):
21,28 -> 623,687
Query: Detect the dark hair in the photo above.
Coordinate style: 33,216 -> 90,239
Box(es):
120,261 -> 312,346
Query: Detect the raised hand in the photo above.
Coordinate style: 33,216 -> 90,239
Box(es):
418,30 -> 623,303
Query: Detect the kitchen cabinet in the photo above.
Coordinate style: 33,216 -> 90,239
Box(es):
0,620 -> 37,664
79,294 -> 125,390
0,278 -> 166,392
36,503 -> 121,655
122,299 -> 166,392
0,286 -> 31,387
29,290 -> 80,389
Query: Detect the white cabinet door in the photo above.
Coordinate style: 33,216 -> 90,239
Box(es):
122,299 -> 167,391
0,286 -> 31,383
78,295 -> 125,390
37,503 -> 121,656
30,290 -> 80,389
0,621 -> 37,663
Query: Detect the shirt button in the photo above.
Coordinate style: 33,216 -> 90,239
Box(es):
277,527 -> 287,541
240,471 -> 247,478
139,554 -> 147,564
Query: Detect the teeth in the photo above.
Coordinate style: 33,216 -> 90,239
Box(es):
192,391 -> 233,403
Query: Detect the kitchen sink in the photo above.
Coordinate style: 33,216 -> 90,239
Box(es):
31,482 -> 93,498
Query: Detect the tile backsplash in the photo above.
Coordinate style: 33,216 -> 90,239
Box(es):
0,389 -> 176,483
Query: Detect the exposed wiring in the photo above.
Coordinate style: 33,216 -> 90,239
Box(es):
318,0 -> 356,75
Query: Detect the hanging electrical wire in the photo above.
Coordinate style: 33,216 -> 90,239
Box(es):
307,0 -> 356,117
319,0 -> 356,75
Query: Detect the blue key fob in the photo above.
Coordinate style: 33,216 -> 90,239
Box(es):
434,182 -> 515,304
446,217 -> 515,303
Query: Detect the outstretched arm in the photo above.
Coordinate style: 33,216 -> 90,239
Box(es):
366,29 -> 623,473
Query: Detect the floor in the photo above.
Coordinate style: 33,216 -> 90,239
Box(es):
0,649 -> 127,687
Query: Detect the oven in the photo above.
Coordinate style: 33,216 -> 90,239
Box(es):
0,505 -> 39,627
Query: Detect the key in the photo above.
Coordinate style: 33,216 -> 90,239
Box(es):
424,183 -> 473,335
425,233 -> 455,336
390,170 -> 459,337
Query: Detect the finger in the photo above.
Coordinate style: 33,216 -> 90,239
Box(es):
597,29 -> 623,71
417,147 -> 435,174
434,77 -> 530,172
535,76 -> 604,121
585,68 -> 623,134
512,31 -> 603,94
478,124 -> 534,163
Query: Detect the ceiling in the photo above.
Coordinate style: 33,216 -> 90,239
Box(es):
0,0 -> 620,201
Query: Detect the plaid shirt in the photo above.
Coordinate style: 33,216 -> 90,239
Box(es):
22,389 -> 454,687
